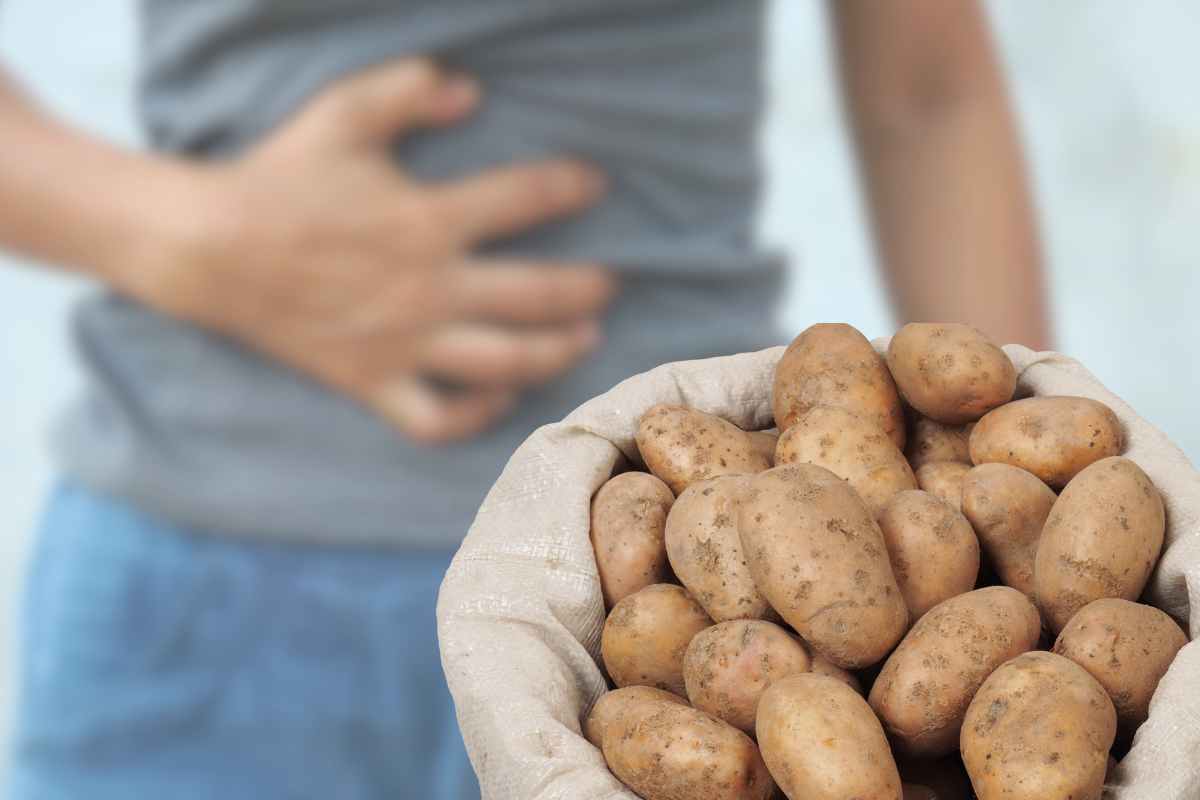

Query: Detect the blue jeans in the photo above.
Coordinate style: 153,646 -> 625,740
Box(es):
8,483 -> 479,799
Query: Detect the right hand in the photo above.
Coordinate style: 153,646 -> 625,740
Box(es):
142,59 -> 613,443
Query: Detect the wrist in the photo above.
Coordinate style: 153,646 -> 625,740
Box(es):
101,157 -> 238,322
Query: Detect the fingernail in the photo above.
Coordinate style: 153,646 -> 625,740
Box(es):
575,320 -> 603,350
443,74 -> 480,108
575,165 -> 607,197
552,163 -> 606,202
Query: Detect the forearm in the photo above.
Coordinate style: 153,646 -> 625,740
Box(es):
855,95 -> 1051,349
832,1 -> 1053,350
0,67 -> 202,300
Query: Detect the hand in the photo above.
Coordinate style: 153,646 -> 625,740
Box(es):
143,59 -> 613,443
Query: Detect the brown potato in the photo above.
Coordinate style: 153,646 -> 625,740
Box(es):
772,323 -> 906,449
602,696 -> 776,800
1034,456 -> 1165,632
902,786 -> 938,800
906,417 -> 974,469
774,406 -> 917,518
590,472 -> 675,608
584,685 -> 687,749
1053,598 -> 1188,732
683,620 -> 811,734
961,463 -> 1056,597
636,405 -> 772,495
869,587 -> 1041,757
739,465 -> 908,669
968,396 -> 1124,489
961,652 -> 1116,800
601,583 -> 712,696
747,430 -> 779,468
886,323 -> 1016,424
877,490 -> 980,620
807,648 -> 864,695
757,674 -> 903,800
666,476 -> 772,621
896,756 -> 974,800
913,461 -> 970,513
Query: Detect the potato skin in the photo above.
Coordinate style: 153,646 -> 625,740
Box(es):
961,464 -> 1056,597
968,396 -> 1124,489
637,405 -> 772,495
896,756 -> 974,800
584,686 -> 687,748
901,786 -> 937,800
666,476 -> 771,621
913,461 -> 970,513
774,406 -> 917,518
772,323 -> 906,449
683,620 -> 810,734
807,648 -> 864,695
739,465 -> 908,669
601,584 -> 712,696
602,697 -> 776,800
868,587 -> 1041,757
590,472 -> 675,608
906,417 -> 974,469
877,490 -> 980,620
961,651 -> 1116,800
1053,598 -> 1188,732
746,430 -> 779,468
1034,456 -> 1165,632
757,674 -> 903,800
886,323 -> 1016,424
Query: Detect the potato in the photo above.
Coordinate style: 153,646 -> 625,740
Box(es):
590,472 -> 675,608
739,464 -> 908,669
747,430 -> 779,467
666,476 -> 772,621
584,685 -> 687,748
869,587 -> 1041,757
886,323 -> 1016,424
637,405 -> 772,494
902,786 -> 937,800
1034,456 -> 1165,632
757,674 -> 903,800
772,323 -> 906,449
807,648 -> 864,695
877,490 -> 979,620
961,651 -> 1116,800
1053,598 -> 1188,732
774,406 -> 917,518
683,620 -> 811,734
960,464 -> 1056,597
913,461 -> 970,513
601,583 -> 712,696
906,417 -> 973,469
968,396 -> 1123,489
896,756 -> 974,800
602,696 -> 776,800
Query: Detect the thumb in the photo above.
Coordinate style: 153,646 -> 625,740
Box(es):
273,59 -> 479,152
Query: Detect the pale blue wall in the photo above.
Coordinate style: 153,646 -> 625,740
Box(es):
2,0 -> 1198,775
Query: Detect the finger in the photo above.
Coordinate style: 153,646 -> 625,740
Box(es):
368,376 -> 517,444
447,261 -> 617,324
416,321 -> 602,386
428,160 -> 606,245
285,59 -> 479,151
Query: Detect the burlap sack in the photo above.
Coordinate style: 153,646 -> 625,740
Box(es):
437,343 -> 1200,800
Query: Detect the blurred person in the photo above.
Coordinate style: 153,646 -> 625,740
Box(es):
0,1 -> 1049,798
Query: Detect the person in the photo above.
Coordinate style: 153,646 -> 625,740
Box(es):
0,1 -> 1051,797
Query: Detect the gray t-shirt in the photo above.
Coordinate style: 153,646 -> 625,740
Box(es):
55,0 -> 785,548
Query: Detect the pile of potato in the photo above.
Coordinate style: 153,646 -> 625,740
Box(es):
586,323 -> 1185,800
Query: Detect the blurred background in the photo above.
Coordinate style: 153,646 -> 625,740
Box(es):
1,0 -> 1197,779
